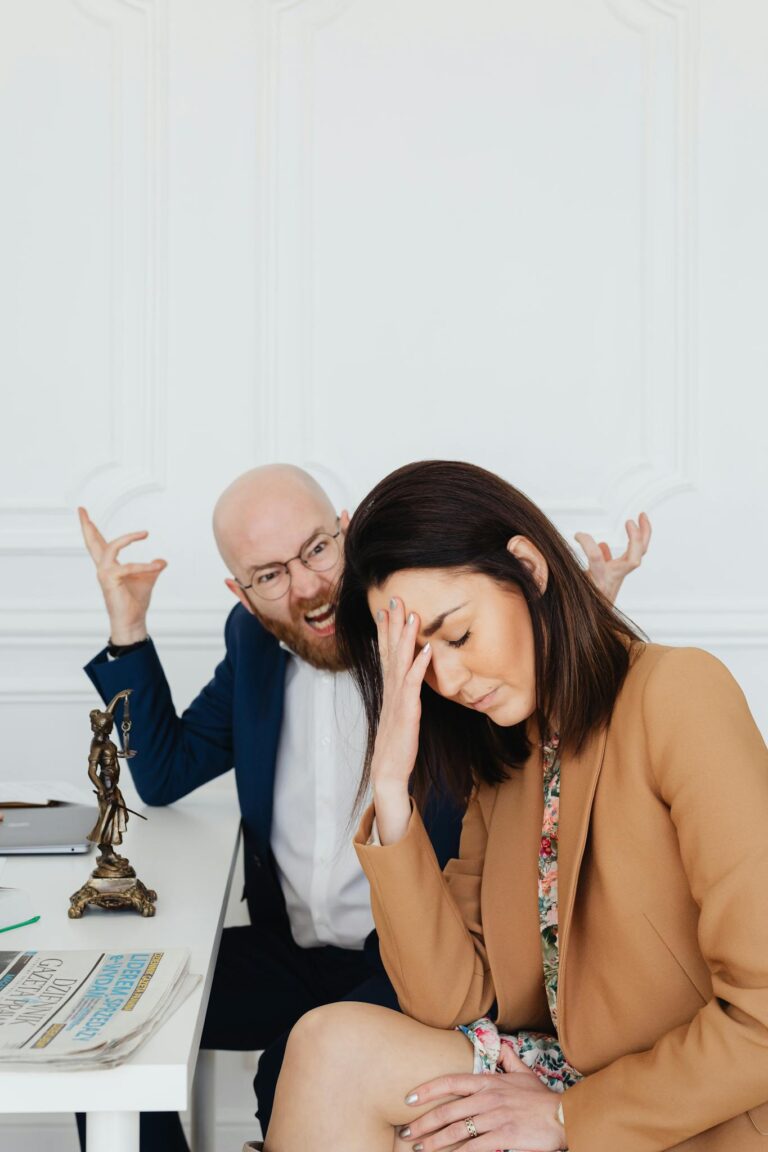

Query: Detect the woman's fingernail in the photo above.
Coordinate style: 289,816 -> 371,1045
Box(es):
399,1127 -> 411,1138
407,612 -> 415,625
413,1145 -> 424,1151
422,642 -> 431,654
405,1092 -> 419,1104
390,598 -> 397,611
376,609 -> 384,622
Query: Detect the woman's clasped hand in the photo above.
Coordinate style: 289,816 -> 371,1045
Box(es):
400,1055 -> 566,1152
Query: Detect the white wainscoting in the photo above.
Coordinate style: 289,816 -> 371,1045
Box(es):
2,0 -> 767,1145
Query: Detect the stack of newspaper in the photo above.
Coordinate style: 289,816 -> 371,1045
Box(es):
0,949 -> 197,1067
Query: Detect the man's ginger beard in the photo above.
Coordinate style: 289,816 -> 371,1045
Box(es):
253,591 -> 347,673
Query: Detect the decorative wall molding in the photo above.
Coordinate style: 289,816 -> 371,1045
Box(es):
0,687 -> 100,705
0,604 -> 225,636
259,0 -> 699,539
592,0 -> 699,523
623,602 -> 768,647
0,0 -> 168,553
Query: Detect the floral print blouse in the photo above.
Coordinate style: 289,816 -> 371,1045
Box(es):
459,735 -> 582,1094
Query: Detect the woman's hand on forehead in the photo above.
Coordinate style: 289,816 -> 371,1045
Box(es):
369,596 -> 433,846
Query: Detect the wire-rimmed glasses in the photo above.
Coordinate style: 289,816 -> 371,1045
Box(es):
234,521 -> 342,601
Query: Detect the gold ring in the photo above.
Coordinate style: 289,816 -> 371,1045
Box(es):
464,1116 -> 479,1138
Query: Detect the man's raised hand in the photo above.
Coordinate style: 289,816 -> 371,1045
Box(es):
575,512 -> 652,604
78,507 -> 167,646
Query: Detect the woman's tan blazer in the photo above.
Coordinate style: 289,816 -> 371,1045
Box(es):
355,644 -> 768,1151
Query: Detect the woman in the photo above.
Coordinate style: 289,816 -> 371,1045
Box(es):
262,461 -> 768,1152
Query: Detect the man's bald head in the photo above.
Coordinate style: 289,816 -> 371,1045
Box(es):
214,464 -> 348,671
213,464 -> 336,573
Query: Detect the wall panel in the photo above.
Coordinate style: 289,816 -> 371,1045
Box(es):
1,0 -> 766,1143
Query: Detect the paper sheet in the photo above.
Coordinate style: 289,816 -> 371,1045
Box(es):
0,781 -> 94,806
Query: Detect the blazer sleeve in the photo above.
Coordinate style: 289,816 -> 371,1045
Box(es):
83,616 -> 237,806
564,648 -> 768,1152
354,788 -> 496,1027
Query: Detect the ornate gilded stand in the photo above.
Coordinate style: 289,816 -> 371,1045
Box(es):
69,852 -> 157,918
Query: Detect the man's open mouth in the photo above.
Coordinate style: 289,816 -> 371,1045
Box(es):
303,603 -> 336,637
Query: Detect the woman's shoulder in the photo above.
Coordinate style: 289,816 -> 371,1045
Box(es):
627,641 -> 734,688
615,643 -> 766,806
622,641 -> 752,728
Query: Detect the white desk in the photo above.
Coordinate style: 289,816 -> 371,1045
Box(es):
0,779 -> 241,1152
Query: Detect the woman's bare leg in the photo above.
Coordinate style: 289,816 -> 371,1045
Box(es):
264,1002 -> 474,1152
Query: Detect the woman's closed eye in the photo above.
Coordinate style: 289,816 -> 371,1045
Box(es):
448,630 -> 471,649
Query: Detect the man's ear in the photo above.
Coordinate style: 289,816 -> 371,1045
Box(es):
224,578 -> 256,616
506,536 -> 549,594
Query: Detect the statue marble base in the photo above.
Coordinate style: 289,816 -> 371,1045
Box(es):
69,872 -> 157,918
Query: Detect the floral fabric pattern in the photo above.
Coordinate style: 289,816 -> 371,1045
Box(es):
539,733 -> 563,1029
458,736 -> 581,1149
458,1015 -> 579,1093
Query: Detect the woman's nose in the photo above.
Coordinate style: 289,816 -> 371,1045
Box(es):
429,650 -> 470,700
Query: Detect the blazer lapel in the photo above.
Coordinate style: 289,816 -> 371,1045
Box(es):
483,745 -> 550,1029
556,724 -> 608,1046
239,637 -> 288,856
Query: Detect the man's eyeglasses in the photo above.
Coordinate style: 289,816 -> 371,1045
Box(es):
234,520 -> 342,601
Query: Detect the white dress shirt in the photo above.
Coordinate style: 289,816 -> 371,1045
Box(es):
270,651 -> 374,950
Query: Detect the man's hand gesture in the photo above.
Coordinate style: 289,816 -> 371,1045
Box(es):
78,507 -> 167,646
575,512 -> 651,604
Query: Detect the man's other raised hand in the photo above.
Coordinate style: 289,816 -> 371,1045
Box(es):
575,512 -> 652,604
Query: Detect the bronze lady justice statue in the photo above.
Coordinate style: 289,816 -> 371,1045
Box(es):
69,689 -> 157,917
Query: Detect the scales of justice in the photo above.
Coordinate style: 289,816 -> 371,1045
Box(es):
69,689 -> 157,918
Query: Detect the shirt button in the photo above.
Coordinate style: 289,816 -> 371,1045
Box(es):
321,736 -> 331,747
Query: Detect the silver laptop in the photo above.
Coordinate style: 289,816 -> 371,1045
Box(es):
0,804 -> 98,855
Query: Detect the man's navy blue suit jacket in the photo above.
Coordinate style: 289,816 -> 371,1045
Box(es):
84,603 -> 463,942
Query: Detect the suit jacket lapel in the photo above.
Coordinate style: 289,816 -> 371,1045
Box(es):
241,637 -> 288,856
484,745 -> 551,1029
556,724 -> 608,1047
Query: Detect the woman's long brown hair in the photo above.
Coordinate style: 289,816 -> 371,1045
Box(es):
336,460 -> 644,811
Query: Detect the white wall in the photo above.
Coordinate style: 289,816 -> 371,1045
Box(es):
1,0 -> 767,1144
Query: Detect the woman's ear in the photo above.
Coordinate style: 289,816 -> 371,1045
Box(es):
506,536 -> 549,593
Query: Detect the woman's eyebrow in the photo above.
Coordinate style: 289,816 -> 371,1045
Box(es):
422,602 -> 469,638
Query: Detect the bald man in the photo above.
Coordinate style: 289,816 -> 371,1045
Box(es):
77,467 -> 651,1151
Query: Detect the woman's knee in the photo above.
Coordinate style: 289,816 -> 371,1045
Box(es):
283,1002 -> 400,1078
